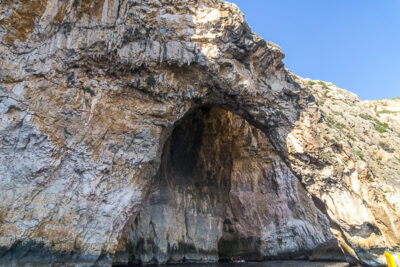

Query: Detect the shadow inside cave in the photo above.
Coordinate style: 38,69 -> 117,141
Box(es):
114,106 -> 345,265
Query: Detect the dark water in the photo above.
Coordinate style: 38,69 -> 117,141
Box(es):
141,262 -> 349,267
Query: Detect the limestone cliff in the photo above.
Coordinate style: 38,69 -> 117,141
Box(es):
0,0 -> 399,266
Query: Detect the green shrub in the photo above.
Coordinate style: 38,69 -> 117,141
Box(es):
318,81 -> 330,89
373,118 -> 390,133
376,109 -> 399,116
375,125 -> 388,133
327,116 -> 346,131
359,114 -> 391,133
379,141 -> 394,153
356,150 -> 365,161
307,80 -> 316,86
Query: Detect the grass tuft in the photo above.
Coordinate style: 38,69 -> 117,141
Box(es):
318,81 -> 330,90
356,150 -> 365,161
376,109 -> 399,116
307,80 -> 316,86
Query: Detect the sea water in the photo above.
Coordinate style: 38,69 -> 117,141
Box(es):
149,262 -> 349,267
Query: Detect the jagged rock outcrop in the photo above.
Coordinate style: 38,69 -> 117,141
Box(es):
0,0 -> 399,266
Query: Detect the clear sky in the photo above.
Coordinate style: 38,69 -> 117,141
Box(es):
227,0 -> 400,100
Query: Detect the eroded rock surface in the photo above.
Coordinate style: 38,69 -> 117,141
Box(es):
0,0 -> 399,266
122,107 -> 336,264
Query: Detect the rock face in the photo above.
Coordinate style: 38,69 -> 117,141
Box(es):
0,0 -> 399,266
122,107 -> 336,264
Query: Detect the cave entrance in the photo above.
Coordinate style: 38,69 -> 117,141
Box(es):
121,106 -> 342,264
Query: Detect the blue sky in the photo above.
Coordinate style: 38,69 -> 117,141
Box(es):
227,0 -> 400,100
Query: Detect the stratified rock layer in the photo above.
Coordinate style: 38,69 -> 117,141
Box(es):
0,0 -> 399,266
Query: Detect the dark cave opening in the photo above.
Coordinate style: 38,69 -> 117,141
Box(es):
117,106 -> 344,265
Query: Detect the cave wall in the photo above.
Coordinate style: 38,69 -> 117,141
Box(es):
121,107 -> 340,264
1,0 -> 400,266
123,107 -> 227,264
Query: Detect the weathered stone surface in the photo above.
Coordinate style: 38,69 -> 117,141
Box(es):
123,107 -> 336,264
0,0 -> 399,266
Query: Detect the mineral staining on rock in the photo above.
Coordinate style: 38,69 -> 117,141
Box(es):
0,0 -> 399,266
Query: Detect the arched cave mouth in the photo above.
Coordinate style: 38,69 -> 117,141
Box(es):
117,106 -> 344,265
